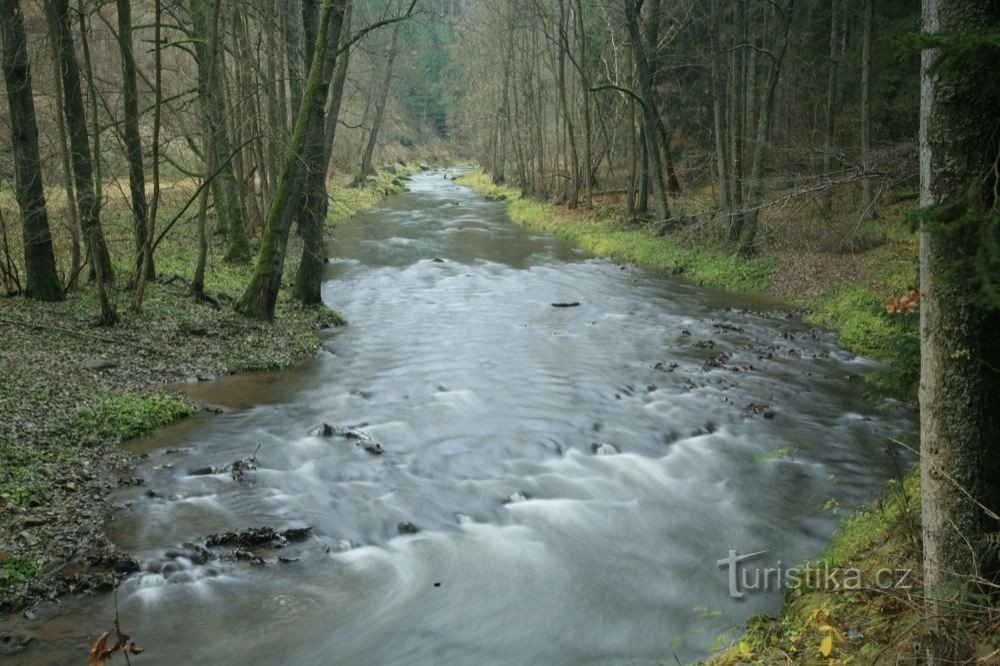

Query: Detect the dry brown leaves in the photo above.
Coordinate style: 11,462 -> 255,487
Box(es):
87,630 -> 144,665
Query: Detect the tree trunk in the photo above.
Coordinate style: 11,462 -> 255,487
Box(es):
46,21 -> 80,291
294,0 -> 352,305
322,0 -> 352,172
285,0 -> 305,123
574,0 -> 592,209
48,0 -> 116,310
358,22 -> 400,182
236,0 -> 346,321
918,0 -> 1000,661
860,0 -> 874,218
130,0 -> 162,312
737,0 -> 793,257
624,0 -> 669,227
710,0 -> 733,220
0,0 -> 63,301
557,0 -> 579,208
193,0 -> 224,300
822,0 -> 839,215
191,0 -> 250,263
114,0 -> 152,282
729,0 -> 747,242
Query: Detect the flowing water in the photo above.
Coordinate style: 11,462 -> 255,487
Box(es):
8,170 -> 911,664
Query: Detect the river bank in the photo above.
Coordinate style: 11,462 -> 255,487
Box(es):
455,168 -> 927,663
0,168 -> 412,621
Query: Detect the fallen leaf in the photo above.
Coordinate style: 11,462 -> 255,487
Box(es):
88,631 -> 112,666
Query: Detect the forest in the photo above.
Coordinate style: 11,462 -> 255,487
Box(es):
0,0 -> 998,663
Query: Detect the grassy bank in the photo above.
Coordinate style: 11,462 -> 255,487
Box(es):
457,169 -> 920,397
0,166 -> 412,614
456,168 -> 929,664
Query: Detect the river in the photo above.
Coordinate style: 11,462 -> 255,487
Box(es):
7,169 -> 911,664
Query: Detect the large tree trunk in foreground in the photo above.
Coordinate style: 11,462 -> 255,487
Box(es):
918,0 -> 1000,662
293,0 -> 349,305
0,0 -> 63,301
236,0 -> 346,321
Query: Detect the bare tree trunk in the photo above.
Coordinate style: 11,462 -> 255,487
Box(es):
574,0 -> 592,209
711,0 -> 732,219
193,0 -> 224,300
46,14 -> 80,291
860,0 -> 874,218
358,22 -> 400,182
918,0 -> 1000,662
624,0 -> 669,227
114,0 -> 152,283
822,0 -> 839,215
556,0 -> 580,207
131,0 -> 162,312
323,0 -> 353,171
0,0 -> 63,301
192,0 -> 251,263
729,0 -> 746,242
737,0 -> 793,257
48,0 -> 116,323
285,0 -> 305,123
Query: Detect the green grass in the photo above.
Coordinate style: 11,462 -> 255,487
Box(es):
708,471 -> 923,664
1,555 -> 42,585
76,391 -> 194,443
457,169 -> 777,294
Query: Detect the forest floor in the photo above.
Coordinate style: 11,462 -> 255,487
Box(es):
0,167 -> 413,624
455,169 -> 947,664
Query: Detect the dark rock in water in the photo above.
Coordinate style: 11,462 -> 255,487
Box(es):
397,522 -> 419,535
591,442 -> 619,456
431,257 -> 446,263
551,302 -> 580,308
502,491 -> 529,504
0,630 -> 34,655
204,526 -> 312,551
310,423 -> 384,455
654,361 -> 678,372
278,556 -> 299,563
280,527 -> 312,542
86,550 -> 140,574
206,527 -> 283,549
82,358 -> 117,371
230,549 -> 266,566
187,444 -> 260,480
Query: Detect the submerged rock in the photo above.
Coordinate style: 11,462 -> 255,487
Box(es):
397,522 -> 420,535
591,442 -> 619,456
310,423 -> 384,455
